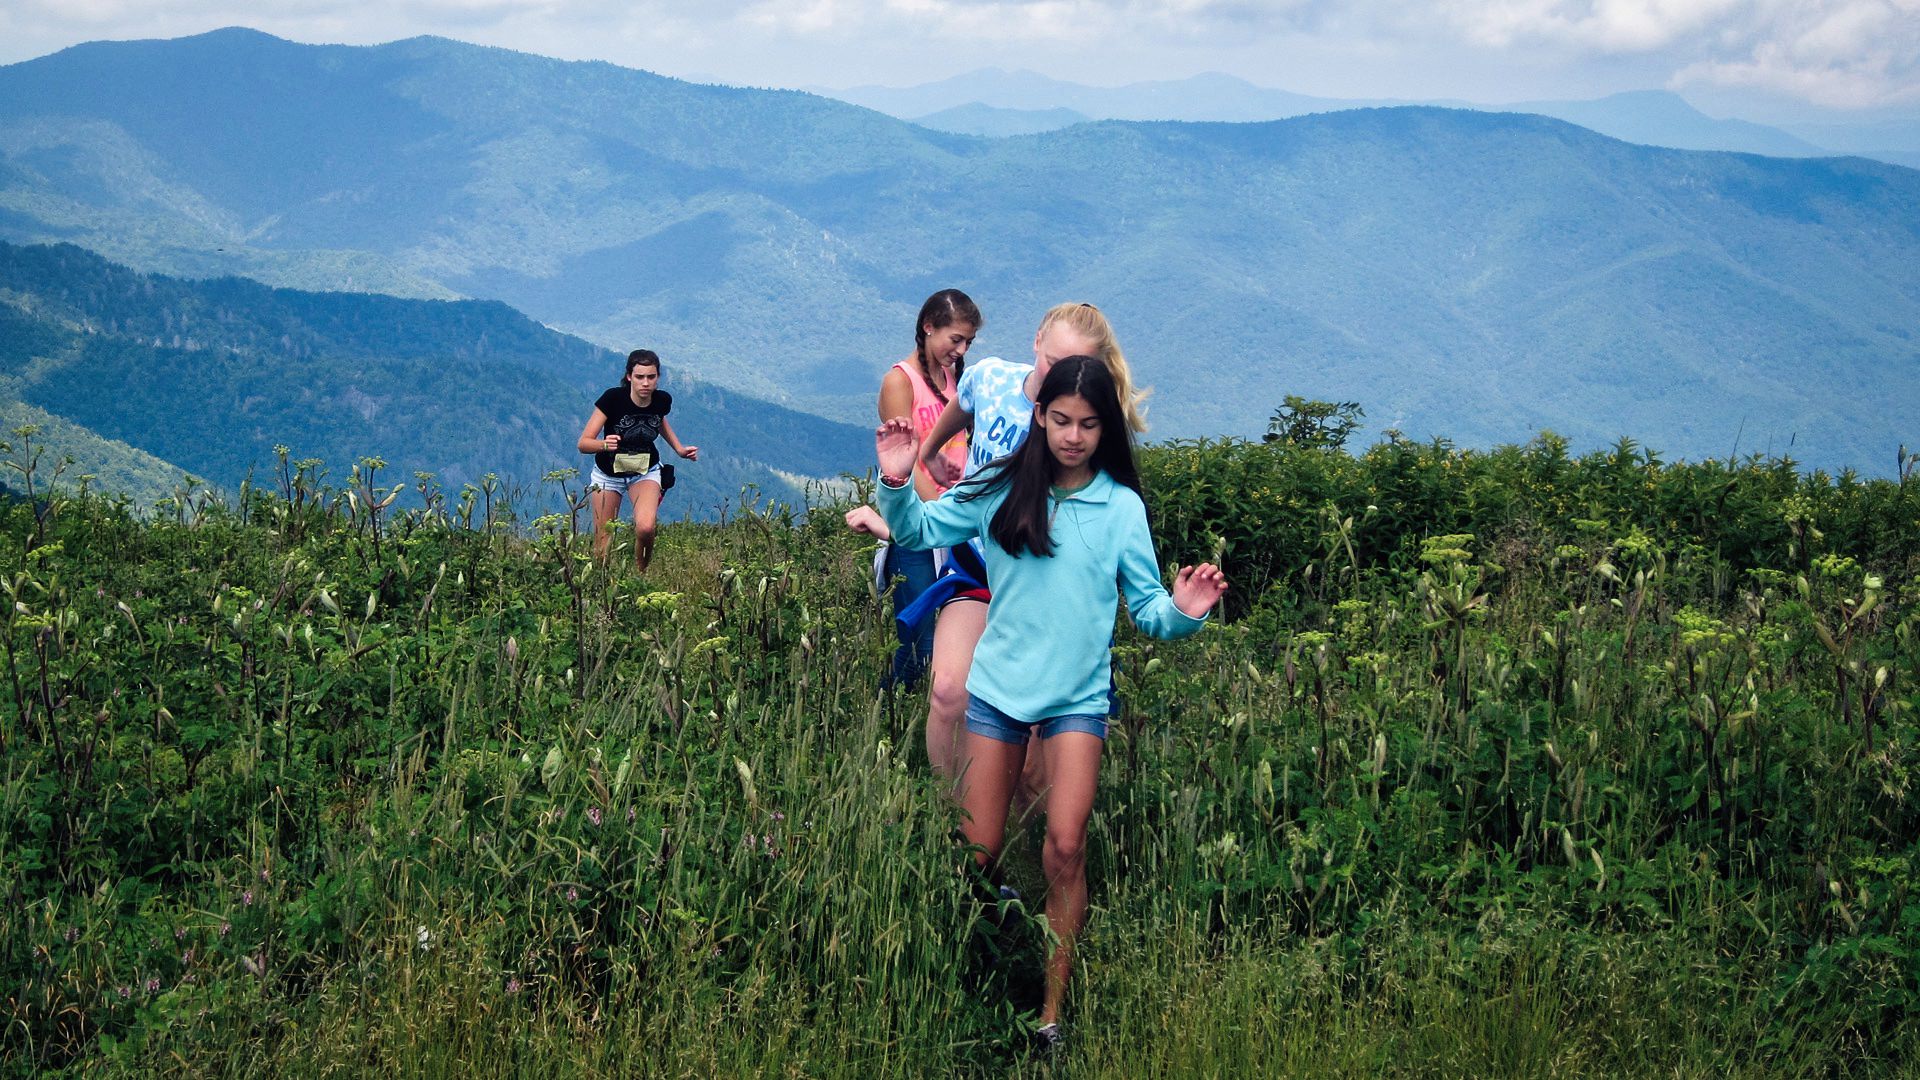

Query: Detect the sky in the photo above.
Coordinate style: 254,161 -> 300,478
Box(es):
2,0 -> 1917,118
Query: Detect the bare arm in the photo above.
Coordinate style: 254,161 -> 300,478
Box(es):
661,418 -> 699,460
878,366 -> 941,499
917,396 -> 972,488
576,407 -> 613,455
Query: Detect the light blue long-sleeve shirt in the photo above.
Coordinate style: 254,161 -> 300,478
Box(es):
878,469 -> 1208,722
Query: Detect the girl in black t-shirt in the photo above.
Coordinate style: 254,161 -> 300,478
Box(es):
575,349 -> 700,572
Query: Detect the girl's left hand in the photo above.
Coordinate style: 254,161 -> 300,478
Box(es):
844,504 -> 891,539
678,446 -> 700,461
1171,563 -> 1228,618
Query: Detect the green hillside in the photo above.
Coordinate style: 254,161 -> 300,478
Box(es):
3,427 -> 1916,1074
0,241 -> 869,516
1,30 -> 1918,472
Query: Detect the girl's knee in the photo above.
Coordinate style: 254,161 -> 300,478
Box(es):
928,669 -> 969,719
1042,829 -> 1087,873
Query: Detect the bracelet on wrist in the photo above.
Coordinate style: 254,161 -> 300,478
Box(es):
879,472 -> 910,488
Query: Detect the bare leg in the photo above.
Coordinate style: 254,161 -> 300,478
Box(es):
955,730 -> 1026,872
589,488 -> 623,563
926,600 -> 986,784
1016,738 -> 1049,823
629,479 -> 663,572
1035,731 -> 1103,1028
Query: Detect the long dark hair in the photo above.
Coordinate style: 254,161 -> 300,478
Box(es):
912,288 -> 981,404
960,354 -> 1141,558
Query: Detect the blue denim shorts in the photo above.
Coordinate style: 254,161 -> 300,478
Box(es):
588,462 -> 662,495
965,693 -> 1108,746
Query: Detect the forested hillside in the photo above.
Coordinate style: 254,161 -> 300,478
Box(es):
0,241 -> 870,515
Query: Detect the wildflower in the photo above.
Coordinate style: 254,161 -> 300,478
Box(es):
587,807 -> 603,827
219,922 -> 231,937
566,887 -> 579,903
64,927 -> 79,943
771,811 -> 785,822
146,977 -> 160,993
242,890 -> 253,906
181,948 -> 194,964
117,985 -> 131,999
416,925 -> 433,951
261,869 -> 271,882
174,926 -> 187,941
506,977 -> 522,995
626,806 -> 636,823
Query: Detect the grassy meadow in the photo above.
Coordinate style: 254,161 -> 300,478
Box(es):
2,429 -> 1918,1077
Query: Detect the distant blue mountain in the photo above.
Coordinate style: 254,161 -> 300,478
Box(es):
824,69 -> 1910,165
828,68 -> 1356,122
1498,91 -> 1825,157
3,30 -> 1919,476
911,103 -> 1092,137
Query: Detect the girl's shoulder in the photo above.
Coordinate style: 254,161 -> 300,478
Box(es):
959,355 -> 1023,386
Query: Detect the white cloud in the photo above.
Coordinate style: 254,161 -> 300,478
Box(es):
1435,0 -> 1920,106
1674,1 -> 1920,106
1,0 -> 1913,110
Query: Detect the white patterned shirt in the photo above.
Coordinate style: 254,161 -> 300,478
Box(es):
955,356 -> 1036,478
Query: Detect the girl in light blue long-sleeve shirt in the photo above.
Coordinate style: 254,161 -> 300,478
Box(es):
874,354 -> 1227,1050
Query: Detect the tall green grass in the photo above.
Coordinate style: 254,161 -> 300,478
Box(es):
2,433 -> 1916,1076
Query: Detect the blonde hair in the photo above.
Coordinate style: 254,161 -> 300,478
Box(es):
1037,302 -> 1149,434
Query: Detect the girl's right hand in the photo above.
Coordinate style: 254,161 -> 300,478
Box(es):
875,417 -> 920,481
604,434 -> 620,451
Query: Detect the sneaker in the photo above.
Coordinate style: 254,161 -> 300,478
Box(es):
1032,1022 -> 1064,1055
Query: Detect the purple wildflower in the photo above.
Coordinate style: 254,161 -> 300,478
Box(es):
587,807 -> 603,827
242,890 -> 253,906
146,978 -> 160,993
506,977 -> 522,995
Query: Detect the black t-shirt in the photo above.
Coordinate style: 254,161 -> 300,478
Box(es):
593,387 -> 671,475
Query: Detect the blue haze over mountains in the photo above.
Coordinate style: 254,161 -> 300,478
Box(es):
828,68 -> 1920,168
0,28 -> 1917,490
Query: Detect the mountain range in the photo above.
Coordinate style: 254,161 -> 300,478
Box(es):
830,68 -> 1920,168
1,29 -> 1918,480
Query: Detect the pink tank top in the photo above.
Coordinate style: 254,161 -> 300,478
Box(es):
894,359 -> 968,492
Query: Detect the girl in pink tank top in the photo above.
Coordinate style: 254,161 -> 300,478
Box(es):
893,357 -> 968,490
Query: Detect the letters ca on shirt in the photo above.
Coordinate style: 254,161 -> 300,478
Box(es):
980,415 -> 1021,457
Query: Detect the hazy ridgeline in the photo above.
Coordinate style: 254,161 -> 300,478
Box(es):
2,428 -> 1917,1076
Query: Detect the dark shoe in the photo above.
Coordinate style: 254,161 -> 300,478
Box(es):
1032,1022 -> 1064,1056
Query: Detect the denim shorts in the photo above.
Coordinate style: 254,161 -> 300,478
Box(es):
965,693 -> 1108,746
588,462 -> 662,495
